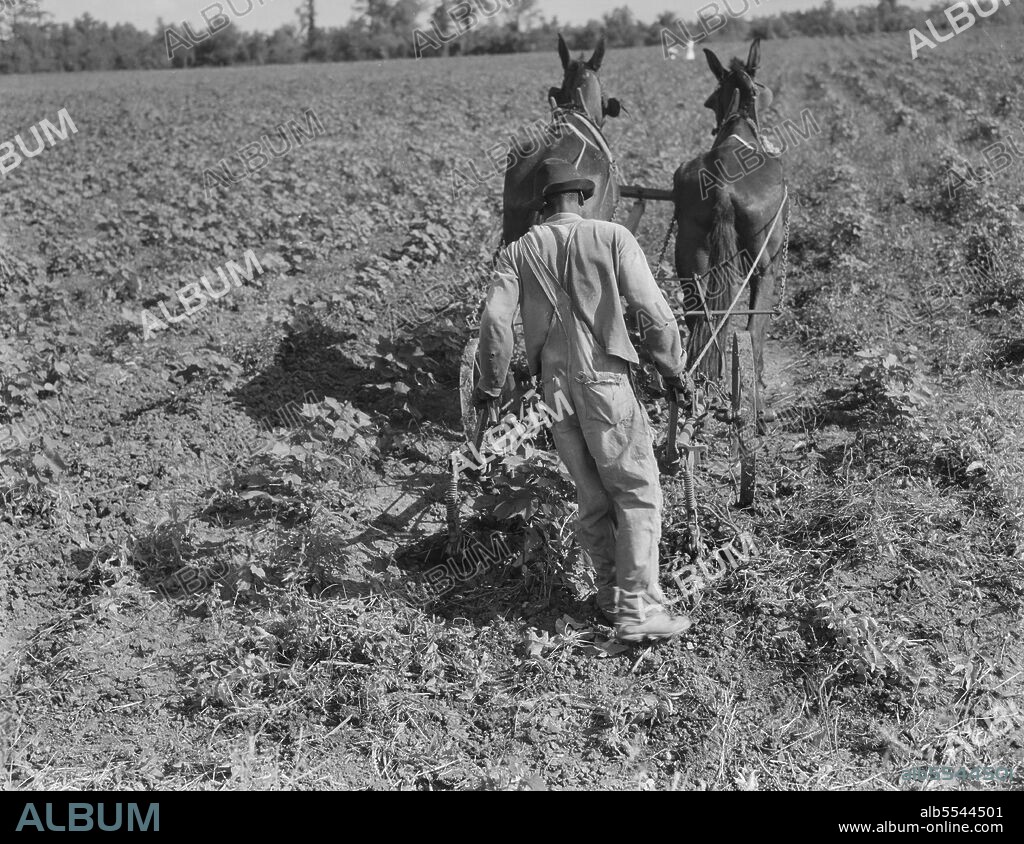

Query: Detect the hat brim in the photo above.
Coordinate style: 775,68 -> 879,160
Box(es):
544,178 -> 595,200
532,178 -> 595,211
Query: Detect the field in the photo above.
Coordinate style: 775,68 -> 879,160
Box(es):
1,29 -> 1022,791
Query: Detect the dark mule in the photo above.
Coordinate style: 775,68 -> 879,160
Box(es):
673,39 -> 789,385
502,35 -> 623,245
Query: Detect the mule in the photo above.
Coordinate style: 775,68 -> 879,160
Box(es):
501,35 -> 623,245
673,39 -> 789,385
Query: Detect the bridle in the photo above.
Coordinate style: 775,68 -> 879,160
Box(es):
713,112 -> 763,151
549,63 -> 621,126
709,70 -> 765,140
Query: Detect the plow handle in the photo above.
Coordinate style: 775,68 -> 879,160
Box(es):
473,400 -> 498,452
666,390 -> 680,469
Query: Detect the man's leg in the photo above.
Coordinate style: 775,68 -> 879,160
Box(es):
544,375 -> 616,617
574,372 -> 690,641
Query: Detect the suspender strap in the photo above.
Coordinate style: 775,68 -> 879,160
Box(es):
519,232 -> 571,324
519,223 -> 605,351
518,233 -> 568,368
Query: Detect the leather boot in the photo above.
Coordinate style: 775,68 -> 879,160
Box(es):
594,585 -> 617,624
582,547 -> 617,624
614,589 -> 692,644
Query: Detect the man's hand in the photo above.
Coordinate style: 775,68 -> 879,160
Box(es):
662,371 -> 692,402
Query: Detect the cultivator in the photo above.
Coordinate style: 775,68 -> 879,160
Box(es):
619,181 -> 789,512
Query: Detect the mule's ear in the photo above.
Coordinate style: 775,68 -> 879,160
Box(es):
557,34 -> 570,70
704,48 -> 725,81
588,36 -> 606,71
746,38 -> 761,75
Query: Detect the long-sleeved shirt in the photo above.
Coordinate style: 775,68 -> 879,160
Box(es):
477,212 -> 684,397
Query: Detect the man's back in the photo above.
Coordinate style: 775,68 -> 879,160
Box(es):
486,213 -> 682,389
507,214 -> 642,373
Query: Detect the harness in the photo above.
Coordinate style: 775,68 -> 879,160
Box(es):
547,103 -> 622,224
490,103 -> 619,257
551,103 -> 614,168
715,112 -> 781,158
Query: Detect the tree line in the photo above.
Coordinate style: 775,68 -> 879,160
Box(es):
0,0 -> 1019,73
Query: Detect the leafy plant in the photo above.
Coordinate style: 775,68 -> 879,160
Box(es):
369,320 -> 466,420
468,434 -> 578,584
852,348 -> 933,423
206,396 -> 377,524
0,436 -> 65,524
300,396 -> 374,451
0,342 -> 70,419
813,601 -> 914,684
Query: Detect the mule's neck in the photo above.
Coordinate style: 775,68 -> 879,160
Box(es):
551,90 -> 603,131
551,100 -> 608,143
712,111 -> 760,151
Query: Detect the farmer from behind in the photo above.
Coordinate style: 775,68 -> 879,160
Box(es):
474,158 -> 690,644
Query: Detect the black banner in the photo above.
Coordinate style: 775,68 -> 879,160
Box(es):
0,790 -> 1020,833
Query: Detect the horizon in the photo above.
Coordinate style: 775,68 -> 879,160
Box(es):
35,0 -> 940,34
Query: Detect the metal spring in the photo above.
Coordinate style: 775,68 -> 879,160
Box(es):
682,457 -> 696,525
679,420 -> 701,556
446,456 -> 461,541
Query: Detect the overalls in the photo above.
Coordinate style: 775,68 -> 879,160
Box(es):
523,222 -> 667,617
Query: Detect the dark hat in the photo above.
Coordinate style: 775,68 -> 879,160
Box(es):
532,157 -> 595,210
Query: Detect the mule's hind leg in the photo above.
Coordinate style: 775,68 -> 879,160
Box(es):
675,220 -> 709,376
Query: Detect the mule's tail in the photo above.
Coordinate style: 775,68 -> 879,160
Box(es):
689,192 -> 740,383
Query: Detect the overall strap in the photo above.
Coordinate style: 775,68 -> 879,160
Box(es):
520,222 -> 603,348
519,229 -> 571,323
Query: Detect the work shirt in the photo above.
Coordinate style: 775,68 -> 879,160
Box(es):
477,212 -> 683,397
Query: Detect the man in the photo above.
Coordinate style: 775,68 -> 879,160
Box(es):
474,158 -> 691,644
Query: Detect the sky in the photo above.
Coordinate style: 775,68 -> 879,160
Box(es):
40,0 -> 936,33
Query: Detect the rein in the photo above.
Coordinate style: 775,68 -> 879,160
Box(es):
550,104 -> 614,167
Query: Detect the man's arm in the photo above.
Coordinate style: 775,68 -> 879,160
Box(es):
475,248 -> 521,400
614,228 -> 685,379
